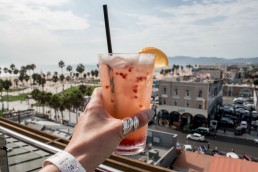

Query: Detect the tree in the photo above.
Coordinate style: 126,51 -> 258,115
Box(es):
59,60 -> 65,91
70,89 -> 85,123
58,60 -> 65,74
2,79 -> 12,110
47,71 -> 51,80
32,73 -> 38,85
94,69 -> 99,78
76,63 -> 85,78
66,65 -> 73,75
49,94 -> 61,122
3,67 -> 8,78
0,79 -> 4,111
36,74 -> 46,91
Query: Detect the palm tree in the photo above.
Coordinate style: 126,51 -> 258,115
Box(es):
76,63 -> 85,79
47,71 -> 51,80
2,79 -> 12,110
3,67 -> 8,78
66,65 -> 73,75
66,65 -> 73,86
36,74 -> 46,91
0,79 -> 4,111
58,60 -> 65,74
10,64 -> 15,72
26,64 -> 36,87
58,60 -> 65,91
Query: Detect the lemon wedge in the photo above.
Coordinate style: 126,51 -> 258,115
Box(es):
139,47 -> 169,67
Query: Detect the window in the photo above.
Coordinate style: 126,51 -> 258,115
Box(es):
186,89 -> 190,97
186,101 -> 189,107
175,88 -> 178,96
163,87 -> 167,94
198,104 -> 202,109
174,100 -> 177,106
163,99 -> 166,105
198,90 -> 203,97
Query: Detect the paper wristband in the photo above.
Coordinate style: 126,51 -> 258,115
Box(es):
42,150 -> 86,172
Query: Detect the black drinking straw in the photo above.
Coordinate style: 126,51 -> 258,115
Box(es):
103,5 -> 113,54
103,4 -> 114,92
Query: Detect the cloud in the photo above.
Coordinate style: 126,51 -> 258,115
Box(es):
124,0 -> 258,58
0,0 -> 93,66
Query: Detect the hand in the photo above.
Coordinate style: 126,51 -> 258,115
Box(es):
41,87 -> 154,172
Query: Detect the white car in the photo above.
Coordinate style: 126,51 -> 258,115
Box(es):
255,139 -> 258,144
186,133 -> 205,141
226,152 -> 239,159
183,144 -> 193,151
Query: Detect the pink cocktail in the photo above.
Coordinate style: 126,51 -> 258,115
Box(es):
99,53 -> 154,155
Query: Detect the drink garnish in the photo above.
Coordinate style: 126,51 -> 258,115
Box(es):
139,47 -> 169,67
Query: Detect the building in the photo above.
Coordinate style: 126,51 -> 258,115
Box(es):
156,77 -> 223,129
127,129 -> 178,168
173,150 -> 258,172
197,69 -> 223,80
223,84 -> 254,98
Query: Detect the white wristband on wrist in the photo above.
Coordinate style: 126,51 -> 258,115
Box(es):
42,150 -> 86,172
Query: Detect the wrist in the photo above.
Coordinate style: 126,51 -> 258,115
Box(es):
42,150 -> 86,172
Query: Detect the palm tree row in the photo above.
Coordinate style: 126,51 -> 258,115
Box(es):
0,61 -> 99,89
31,84 -> 94,124
159,64 -> 194,76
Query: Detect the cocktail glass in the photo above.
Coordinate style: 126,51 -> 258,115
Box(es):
99,53 -> 155,155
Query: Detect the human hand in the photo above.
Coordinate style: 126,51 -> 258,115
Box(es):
63,87 -> 155,172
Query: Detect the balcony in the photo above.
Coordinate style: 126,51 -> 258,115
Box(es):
0,117 -> 175,172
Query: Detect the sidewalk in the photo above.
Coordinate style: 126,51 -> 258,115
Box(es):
216,129 -> 257,142
4,100 -> 81,125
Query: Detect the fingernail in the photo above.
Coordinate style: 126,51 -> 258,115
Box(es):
146,109 -> 155,120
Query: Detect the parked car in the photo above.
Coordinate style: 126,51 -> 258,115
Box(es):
186,133 -> 205,141
254,139 -> 258,144
233,97 -> 244,104
252,111 -> 258,118
183,144 -> 193,151
234,126 -> 244,135
235,108 -> 250,116
220,105 -> 235,114
240,121 -> 248,129
219,117 -> 235,128
193,127 -> 210,136
226,152 -> 239,159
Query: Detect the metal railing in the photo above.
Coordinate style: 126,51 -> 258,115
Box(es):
0,117 -> 174,172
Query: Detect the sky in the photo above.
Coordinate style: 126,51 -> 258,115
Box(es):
0,0 -> 258,67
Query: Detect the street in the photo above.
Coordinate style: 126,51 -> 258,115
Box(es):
149,125 -> 258,159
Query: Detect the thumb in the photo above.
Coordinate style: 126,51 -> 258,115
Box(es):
121,109 -> 155,137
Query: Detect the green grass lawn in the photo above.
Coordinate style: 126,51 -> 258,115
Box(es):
2,88 -> 27,92
1,93 -> 30,102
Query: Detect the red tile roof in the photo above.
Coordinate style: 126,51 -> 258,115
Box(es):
173,151 -> 258,172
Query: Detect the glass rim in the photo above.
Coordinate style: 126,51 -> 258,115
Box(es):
98,53 -> 154,56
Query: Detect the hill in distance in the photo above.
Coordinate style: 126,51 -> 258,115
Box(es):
168,56 -> 258,67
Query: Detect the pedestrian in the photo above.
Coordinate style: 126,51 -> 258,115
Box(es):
207,142 -> 210,149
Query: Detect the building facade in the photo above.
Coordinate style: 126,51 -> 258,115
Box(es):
156,78 -> 223,129
223,84 -> 254,98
